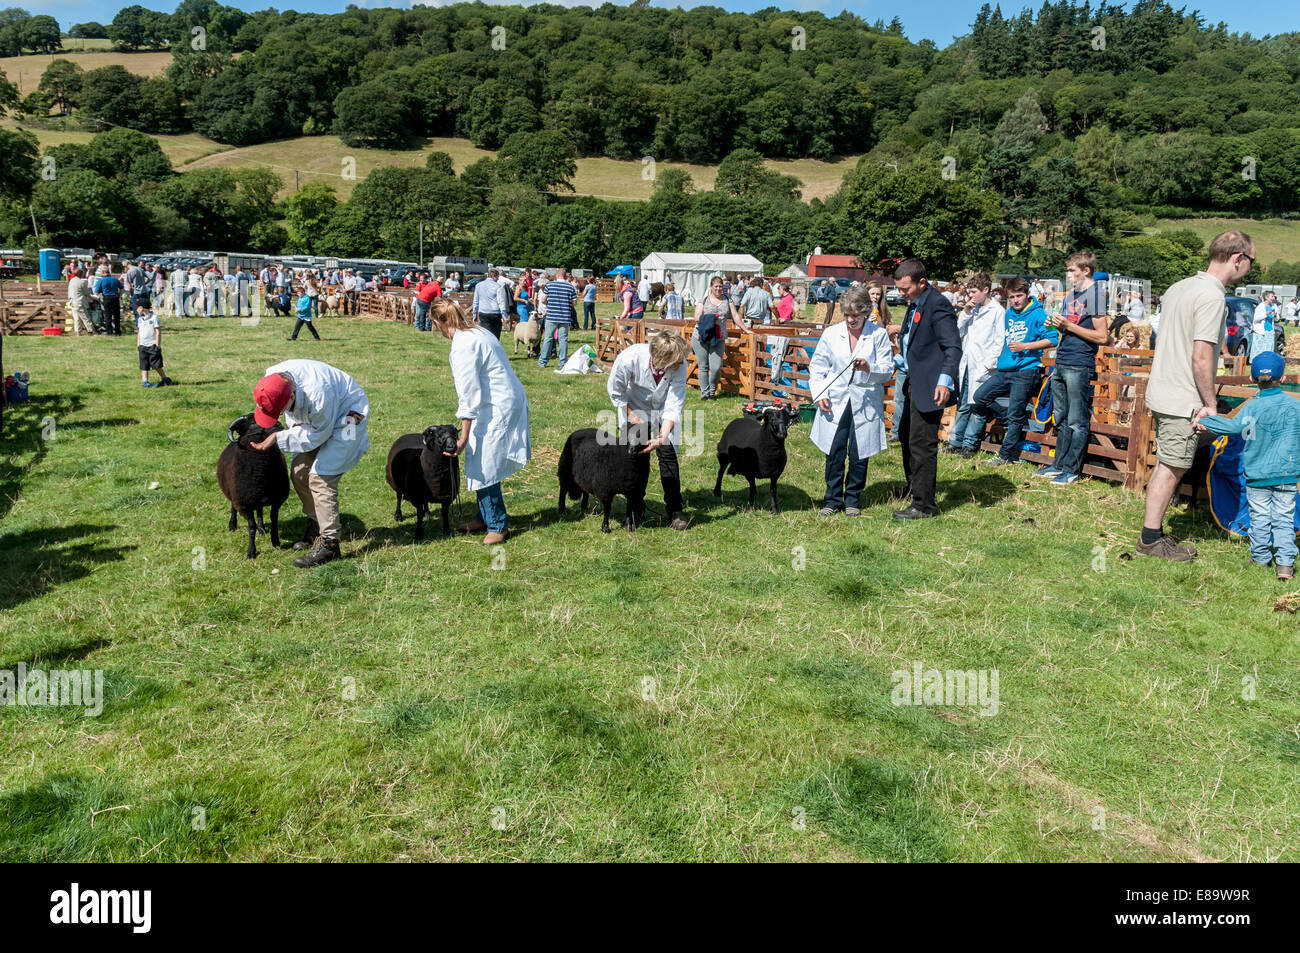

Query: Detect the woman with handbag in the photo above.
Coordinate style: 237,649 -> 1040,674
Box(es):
690,275 -> 754,401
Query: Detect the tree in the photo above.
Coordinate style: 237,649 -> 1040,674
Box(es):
334,82 -> 417,148
38,60 -> 82,116
79,66 -> 145,130
0,126 -> 38,200
21,15 -> 60,54
69,22 -> 109,39
283,184 -> 338,255
109,6 -> 164,51
714,148 -> 802,202
495,130 -> 577,195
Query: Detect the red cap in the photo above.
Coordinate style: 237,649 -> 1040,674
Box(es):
253,373 -> 293,428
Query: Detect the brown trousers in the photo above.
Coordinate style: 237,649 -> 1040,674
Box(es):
290,447 -> 343,540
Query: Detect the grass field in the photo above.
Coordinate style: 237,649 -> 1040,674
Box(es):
2,50 -> 174,94
1151,218 -> 1300,270
1,307 -> 1297,861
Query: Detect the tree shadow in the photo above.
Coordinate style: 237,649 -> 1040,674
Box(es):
937,475 -> 1018,509
59,418 -> 139,430
0,523 -> 134,612
691,481 -> 817,521
0,394 -> 85,522
1,636 -> 112,672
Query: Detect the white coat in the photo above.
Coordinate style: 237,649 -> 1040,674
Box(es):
449,327 -> 531,490
807,321 -> 894,460
957,299 -> 1005,395
268,359 -> 371,476
607,343 -> 688,446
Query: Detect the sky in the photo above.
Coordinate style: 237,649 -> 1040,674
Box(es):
35,0 -> 1300,48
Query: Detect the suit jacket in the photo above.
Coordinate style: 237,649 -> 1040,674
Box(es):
903,284 -> 963,413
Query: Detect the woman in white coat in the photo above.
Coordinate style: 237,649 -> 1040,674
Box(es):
249,358 -> 371,567
946,273 -> 1005,456
430,298 -> 530,545
607,330 -> 692,530
807,284 -> 895,517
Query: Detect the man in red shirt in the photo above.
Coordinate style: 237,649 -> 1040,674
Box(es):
413,274 -> 440,331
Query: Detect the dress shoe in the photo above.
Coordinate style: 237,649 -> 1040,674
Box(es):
892,506 -> 935,520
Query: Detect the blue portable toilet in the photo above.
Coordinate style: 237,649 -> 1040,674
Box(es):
39,248 -> 61,281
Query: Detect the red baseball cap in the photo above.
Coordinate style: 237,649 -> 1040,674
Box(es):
253,373 -> 293,428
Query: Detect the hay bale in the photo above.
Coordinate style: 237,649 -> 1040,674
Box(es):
1283,335 -> 1300,362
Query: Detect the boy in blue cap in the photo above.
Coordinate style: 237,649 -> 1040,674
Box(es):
1198,352 -> 1300,579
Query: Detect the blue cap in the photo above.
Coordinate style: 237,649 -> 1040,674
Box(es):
1251,351 -> 1285,381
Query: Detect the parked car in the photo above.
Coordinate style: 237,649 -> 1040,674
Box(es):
1224,296 -> 1285,356
884,287 -> 906,306
806,277 -> 854,304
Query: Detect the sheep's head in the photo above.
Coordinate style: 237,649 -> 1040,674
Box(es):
758,403 -> 798,441
623,420 -> 652,456
228,413 -> 282,447
422,425 -> 459,456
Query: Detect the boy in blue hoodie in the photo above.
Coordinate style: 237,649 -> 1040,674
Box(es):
289,292 -> 320,341
971,276 -> 1058,465
1198,352 -> 1300,580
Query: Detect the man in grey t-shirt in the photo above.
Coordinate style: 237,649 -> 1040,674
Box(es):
740,279 -> 776,325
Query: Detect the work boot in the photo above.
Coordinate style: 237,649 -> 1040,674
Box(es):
292,536 -> 340,568
292,518 -> 320,551
1135,534 -> 1196,561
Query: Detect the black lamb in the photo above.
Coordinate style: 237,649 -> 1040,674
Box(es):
218,413 -> 289,559
557,424 -> 652,533
714,403 -> 799,514
385,425 -> 461,540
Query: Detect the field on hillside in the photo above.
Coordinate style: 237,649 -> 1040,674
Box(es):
2,50 -> 173,94
1152,218 -> 1300,270
0,307 -> 1297,861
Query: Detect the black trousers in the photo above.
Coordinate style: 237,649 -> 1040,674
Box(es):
290,319 -> 320,340
101,296 -> 121,335
479,312 -> 502,339
656,442 -> 684,515
899,378 -> 943,515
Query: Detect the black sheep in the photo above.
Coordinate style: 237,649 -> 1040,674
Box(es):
714,404 -> 799,514
385,426 -> 461,541
557,425 -> 651,533
218,414 -> 289,559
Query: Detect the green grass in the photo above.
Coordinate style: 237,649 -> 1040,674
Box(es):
1,307 -> 1297,861
1150,217 -> 1300,269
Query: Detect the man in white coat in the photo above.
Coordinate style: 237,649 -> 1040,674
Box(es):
945,273 -> 1005,456
433,298 -> 531,545
807,285 -> 896,516
608,331 -> 692,530
249,359 -> 371,567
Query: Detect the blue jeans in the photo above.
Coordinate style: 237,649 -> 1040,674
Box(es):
539,320 -> 568,366
947,373 -> 984,450
1246,485 -> 1297,566
824,407 -> 868,509
1050,365 -> 1094,476
972,367 -> 1040,461
413,298 -> 430,331
476,483 -> 508,534
583,301 -> 597,330
890,370 -> 907,438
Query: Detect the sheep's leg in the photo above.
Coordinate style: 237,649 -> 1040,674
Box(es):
600,499 -> 613,534
414,505 -> 425,542
626,495 -> 644,533
747,476 -> 757,509
270,503 -> 281,547
714,459 -> 727,499
441,502 -> 451,536
581,492 -> 590,513
394,493 -> 404,522
256,507 -> 267,534
558,482 -> 567,515
228,504 -> 238,532
245,515 -> 257,559
769,477 -> 779,515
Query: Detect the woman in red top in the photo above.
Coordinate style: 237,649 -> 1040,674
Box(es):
776,283 -> 796,323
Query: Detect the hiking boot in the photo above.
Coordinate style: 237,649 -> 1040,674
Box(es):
292,519 -> 319,551
1135,534 -> 1197,561
669,512 -> 689,530
958,448 -> 977,459
482,531 -> 509,545
292,536 -> 340,568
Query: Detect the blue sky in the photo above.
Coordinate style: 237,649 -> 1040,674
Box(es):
39,0 -> 1298,46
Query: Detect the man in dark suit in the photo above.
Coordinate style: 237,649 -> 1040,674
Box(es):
892,259 -> 962,519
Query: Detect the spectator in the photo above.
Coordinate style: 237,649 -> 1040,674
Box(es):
637,272 -> 653,307
1043,251 -> 1108,485
204,264 -> 226,317
123,259 -> 150,313
231,266 -> 252,317
186,268 -> 204,316
67,267 -> 95,336
1140,229 -> 1256,560
343,270 -> 361,316
1286,297 -> 1300,325
582,278 -> 598,330
691,275 -> 754,401
865,280 -> 892,329
1198,352 -> 1300,579
1030,277 -> 1046,302
775,283 -> 796,323
538,268 -> 577,368
891,258 -> 962,520
617,277 -> 645,321
1252,291 -> 1280,360
289,290 -> 320,341
97,265 -> 123,336
660,282 -> 684,322
151,263 -> 167,312
305,270 -> 322,318
946,272 -> 1006,457
969,276 -> 1054,467
414,274 -> 441,332
514,283 -> 532,325
809,284 -> 895,516
445,272 -> 461,293
741,276 -> 777,326
472,269 -> 509,339
170,264 -> 188,317
1116,325 -> 1141,350
135,302 -> 172,387
1125,290 -> 1146,325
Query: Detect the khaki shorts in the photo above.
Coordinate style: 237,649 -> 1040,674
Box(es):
1153,411 -> 1199,470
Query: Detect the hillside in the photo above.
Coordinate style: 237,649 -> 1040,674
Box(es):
1,49 -> 172,94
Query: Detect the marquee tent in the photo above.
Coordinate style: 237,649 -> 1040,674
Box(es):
639,252 -> 764,304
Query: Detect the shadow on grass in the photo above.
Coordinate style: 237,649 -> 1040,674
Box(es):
0,394 -> 86,521
0,523 -> 134,612
58,418 -> 139,430
0,636 -> 112,672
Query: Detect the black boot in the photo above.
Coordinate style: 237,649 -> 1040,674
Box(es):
292,518 -> 319,551
292,536 -> 340,568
